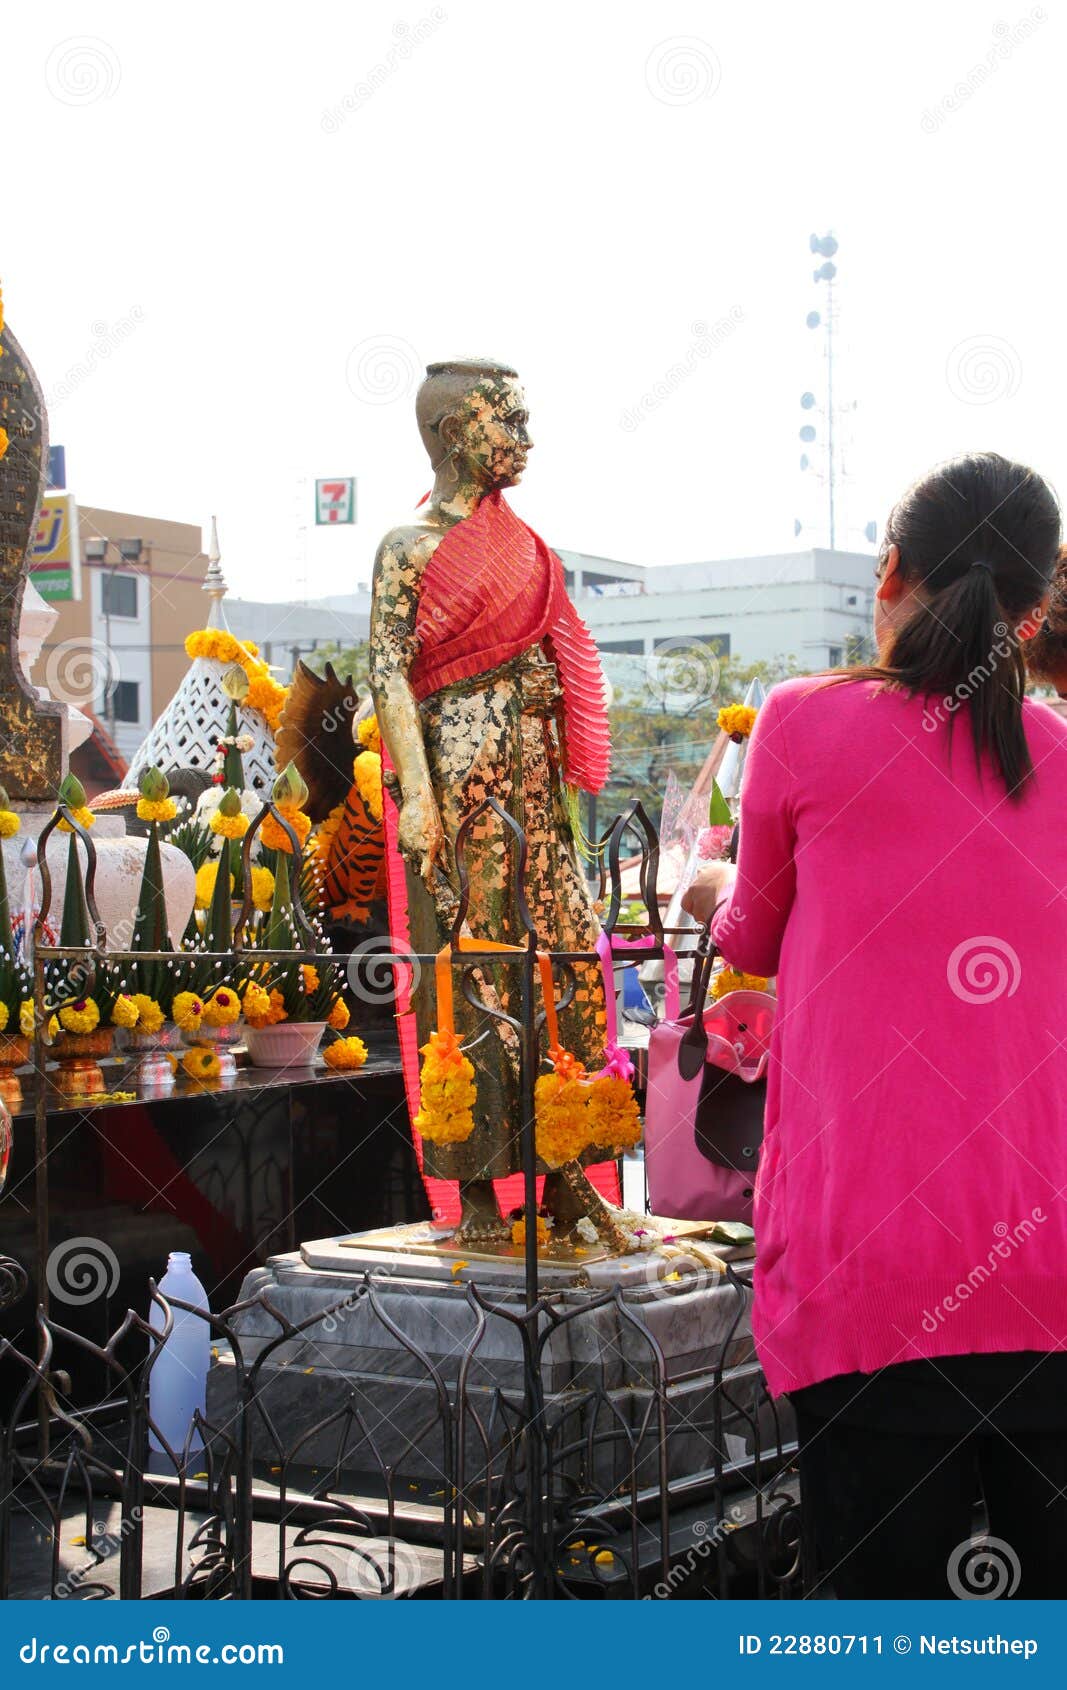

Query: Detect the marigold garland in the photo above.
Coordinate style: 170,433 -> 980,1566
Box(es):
323,1035 -> 369,1072
260,802 -> 311,854
172,991 -> 204,1033
250,866 -> 275,912
183,628 -> 289,731
56,806 -> 95,834
130,993 -> 165,1035
202,987 -> 240,1027
352,751 -> 383,823
717,704 -> 758,741
327,996 -> 350,1030
111,994 -> 140,1030
58,998 -> 101,1035
136,797 -> 178,823
210,809 -> 249,840
357,716 -> 382,756
710,967 -> 769,1000
182,1046 -> 221,1082
414,1029 -> 477,1144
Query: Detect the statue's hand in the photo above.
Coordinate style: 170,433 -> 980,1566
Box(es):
397,785 -> 445,886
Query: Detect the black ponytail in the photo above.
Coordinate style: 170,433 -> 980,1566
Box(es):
841,454 -> 1060,797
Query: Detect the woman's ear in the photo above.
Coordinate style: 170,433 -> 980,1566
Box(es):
1016,593 -> 1051,642
875,543 -> 906,603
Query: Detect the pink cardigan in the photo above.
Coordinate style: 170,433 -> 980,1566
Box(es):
710,677 -> 1067,1397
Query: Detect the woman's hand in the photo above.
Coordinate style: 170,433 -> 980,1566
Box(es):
397,785 -> 445,886
681,862 -> 738,926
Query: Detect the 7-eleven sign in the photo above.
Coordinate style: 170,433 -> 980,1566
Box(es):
315,478 -> 356,525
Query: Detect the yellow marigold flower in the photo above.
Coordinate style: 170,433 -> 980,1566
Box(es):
710,967 -> 769,1000
243,640 -> 259,657
260,802 -> 311,854
111,994 -> 140,1029
171,991 -> 203,1031
327,996 -> 350,1031
0,426 -> 8,462
194,860 -> 233,910
182,1046 -> 221,1082
250,866 -> 275,912
210,809 -> 249,840
323,1035 -> 369,1072
130,994 -> 165,1035
0,1002 -> 8,1033
58,997 -> 101,1035
0,809 -> 20,839
357,715 -> 381,755
586,1074 -> 643,1151
511,1216 -> 552,1249
352,751 -> 383,823
202,987 -> 240,1027
56,805 -> 95,833
19,999 -> 34,1037
241,982 -> 271,1022
717,704 -> 758,741
301,964 -> 320,994
136,797 -> 178,823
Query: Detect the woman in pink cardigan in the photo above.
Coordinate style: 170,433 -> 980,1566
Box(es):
684,453 -> 1067,1598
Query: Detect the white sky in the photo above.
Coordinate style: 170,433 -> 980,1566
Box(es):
5,0 -> 1063,599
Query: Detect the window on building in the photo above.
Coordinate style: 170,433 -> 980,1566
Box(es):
599,639 -> 646,654
101,573 -> 138,618
828,646 -> 843,667
101,680 -> 140,724
653,633 -> 731,657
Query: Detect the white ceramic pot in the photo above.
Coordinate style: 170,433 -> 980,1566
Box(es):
243,1021 -> 326,1070
26,834 -> 196,950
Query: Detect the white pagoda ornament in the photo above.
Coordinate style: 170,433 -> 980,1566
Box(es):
126,519 -> 279,797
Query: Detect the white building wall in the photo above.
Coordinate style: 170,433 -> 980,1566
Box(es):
90,567 -> 153,760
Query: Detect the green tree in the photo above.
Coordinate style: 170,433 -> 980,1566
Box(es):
304,640 -> 371,689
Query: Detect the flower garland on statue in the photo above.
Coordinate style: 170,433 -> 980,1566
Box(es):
183,629 -> 289,731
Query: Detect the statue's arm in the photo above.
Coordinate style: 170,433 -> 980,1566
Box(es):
369,531 -> 444,883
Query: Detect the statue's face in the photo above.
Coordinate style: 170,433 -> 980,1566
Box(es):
453,376 -> 532,489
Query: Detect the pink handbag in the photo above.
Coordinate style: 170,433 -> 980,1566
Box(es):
643,934 -> 775,1223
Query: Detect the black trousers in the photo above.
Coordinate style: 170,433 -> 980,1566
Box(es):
793,1356 -> 1067,1599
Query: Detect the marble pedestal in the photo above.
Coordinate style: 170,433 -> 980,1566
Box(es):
207,1225 -> 769,1495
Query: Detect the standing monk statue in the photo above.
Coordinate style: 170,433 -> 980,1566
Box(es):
369,357 -> 622,1245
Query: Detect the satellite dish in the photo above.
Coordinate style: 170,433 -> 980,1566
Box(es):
799,425 -> 816,443
800,454 -> 809,470
806,311 -> 821,329
800,392 -> 816,409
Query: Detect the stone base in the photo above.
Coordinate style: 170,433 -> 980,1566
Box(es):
207,1226 -> 771,1495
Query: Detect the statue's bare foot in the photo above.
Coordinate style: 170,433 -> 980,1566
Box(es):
542,1165 -> 631,1254
453,1179 -> 511,1245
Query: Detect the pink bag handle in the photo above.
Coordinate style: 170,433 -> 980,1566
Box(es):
596,932 -> 680,1049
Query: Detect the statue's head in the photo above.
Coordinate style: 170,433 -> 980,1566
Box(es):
416,357 -> 532,491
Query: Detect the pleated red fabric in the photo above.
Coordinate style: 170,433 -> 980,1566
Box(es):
412,491 -> 611,794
